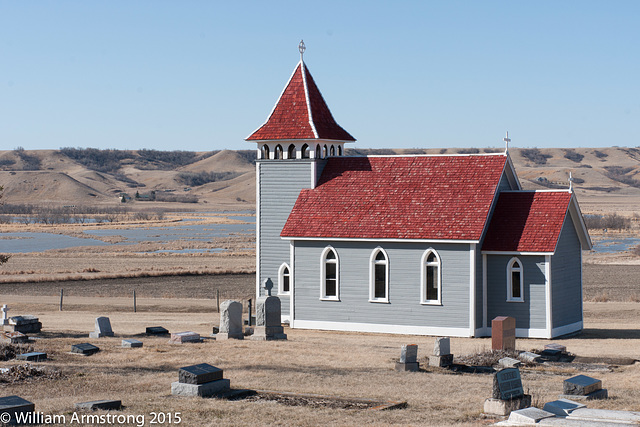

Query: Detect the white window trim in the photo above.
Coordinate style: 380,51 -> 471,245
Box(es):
320,246 -> 340,301
369,248 -> 389,303
507,257 -> 524,302
278,263 -> 291,296
421,248 -> 442,305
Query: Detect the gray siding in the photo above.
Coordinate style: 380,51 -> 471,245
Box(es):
293,241 -> 472,329
551,215 -> 583,327
486,255 -> 547,330
258,160 -> 325,315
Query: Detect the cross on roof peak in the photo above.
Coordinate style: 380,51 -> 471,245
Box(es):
299,40 -> 306,61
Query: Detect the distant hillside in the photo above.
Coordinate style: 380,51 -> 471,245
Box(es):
1,147 -> 639,213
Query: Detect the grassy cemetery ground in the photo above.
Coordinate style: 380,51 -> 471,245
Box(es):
1,273 -> 640,426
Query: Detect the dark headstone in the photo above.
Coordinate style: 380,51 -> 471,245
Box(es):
493,368 -> 524,400
0,395 -> 35,424
563,375 -> 602,396
492,316 -> 516,351
178,363 -> 223,385
540,348 -> 562,361
75,400 -> 122,410
71,343 -> 100,355
146,326 -> 169,335
122,339 -> 143,348
16,352 -> 47,362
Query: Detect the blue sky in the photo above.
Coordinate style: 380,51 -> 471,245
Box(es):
1,1 -> 638,151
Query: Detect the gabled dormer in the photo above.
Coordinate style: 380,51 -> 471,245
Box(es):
246,41 -> 355,160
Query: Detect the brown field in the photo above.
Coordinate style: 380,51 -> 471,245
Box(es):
1,267 -> 639,426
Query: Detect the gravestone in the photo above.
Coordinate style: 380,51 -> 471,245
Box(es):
16,352 -> 47,362
71,343 -> 100,355
179,363 -> 223,385
493,368 -> 524,400
0,331 -> 28,344
169,331 -> 201,344
0,395 -> 35,425
542,398 -> 586,416
395,344 -> 419,372
491,316 -> 515,351
560,375 -> 608,400
540,348 -> 562,361
429,337 -> 454,367
216,300 -> 244,340
252,279 -> 287,341
75,400 -> 122,410
498,357 -> 522,368
483,367 -> 531,416
89,316 -> 114,338
518,351 -> 541,363
544,343 -> 566,353
506,407 -> 555,424
1,304 -> 9,326
146,326 -> 169,335
6,315 -> 41,333
171,363 -> 230,397
122,339 -> 143,348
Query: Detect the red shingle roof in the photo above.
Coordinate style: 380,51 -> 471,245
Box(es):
281,155 -> 508,240
482,191 -> 572,253
246,62 -> 355,142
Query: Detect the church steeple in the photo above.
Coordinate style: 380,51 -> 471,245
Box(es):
246,41 -> 355,160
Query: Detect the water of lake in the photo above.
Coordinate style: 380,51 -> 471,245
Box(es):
0,214 -> 255,254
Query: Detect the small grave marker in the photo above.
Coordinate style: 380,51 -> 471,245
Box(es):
169,331 -> 201,344
544,343 -> 566,353
75,400 -> 122,410
216,300 -> 244,340
560,374 -> 608,400
89,316 -> 114,338
493,368 -> 524,400
491,316 -> 515,351
6,315 -> 41,333
179,364 -> 224,385
16,352 -> 47,362
0,395 -> 35,424
1,304 -> 9,325
507,407 -> 555,424
498,357 -> 522,368
395,344 -> 419,372
542,398 -> 586,416
518,351 -> 541,363
429,337 -> 453,367
71,343 -> 100,356
122,339 -> 143,348
0,331 -> 28,344
146,326 -> 169,335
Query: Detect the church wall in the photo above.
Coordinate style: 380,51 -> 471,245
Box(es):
292,240 -> 472,334
551,214 -> 583,329
258,159 -> 325,317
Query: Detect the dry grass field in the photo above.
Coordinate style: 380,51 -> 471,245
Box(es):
1,269 -> 639,426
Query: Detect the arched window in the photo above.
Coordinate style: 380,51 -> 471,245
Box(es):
322,145 -> 328,158
421,249 -> 441,304
261,144 -> 270,160
274,144 -> 283,159
315,144 -> 321,159
507,258 -> 524,302
330,145 -> 335,156
369,248 -> 389,302
287,144 -> 296,159
320,247 -> 339,300
301,143 -> 309,159
338,145 -> 343,156
278,263 -> 291,295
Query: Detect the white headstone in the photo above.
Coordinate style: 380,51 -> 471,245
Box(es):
89,316 -> 114,338
507,407 -> 555,424
400,344 -> 418,364
217,300 -> 244,340
1,305 -> 9,326
433,337 -> 450,356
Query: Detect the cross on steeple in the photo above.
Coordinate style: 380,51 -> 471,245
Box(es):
503,131 -> 511,153
299,40 -> 306,61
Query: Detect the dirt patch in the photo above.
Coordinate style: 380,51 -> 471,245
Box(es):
0,363 -> 62,383
243,391 -> 406,411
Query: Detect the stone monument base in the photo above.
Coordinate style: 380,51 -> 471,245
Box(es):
428,354 -> 453,367
483,394 -> 531,416
251,325 -> 287,341
216,332 -> 244,341
395,362 -> 419,372
559,389 -> 608,401
171,379 -> 231,397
